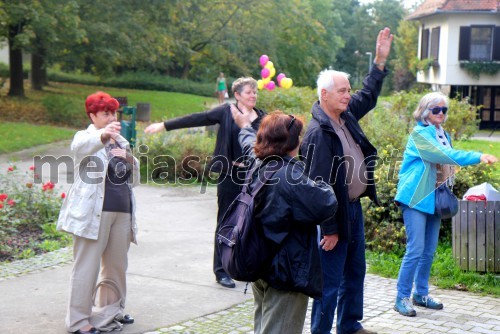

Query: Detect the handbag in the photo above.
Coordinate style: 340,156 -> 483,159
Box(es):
434,183 -> 459,219
224,91 -> 229,99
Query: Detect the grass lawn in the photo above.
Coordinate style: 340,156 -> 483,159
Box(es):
0,122 -> 75,154
454,139 -> 499,179
454,139 -> 500,157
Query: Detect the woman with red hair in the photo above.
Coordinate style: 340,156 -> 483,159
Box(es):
57,91 -> 139,334
231,107 -> 337,334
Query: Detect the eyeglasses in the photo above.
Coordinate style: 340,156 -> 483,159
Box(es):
429,106 -> 448,115
288,115 -> 296,130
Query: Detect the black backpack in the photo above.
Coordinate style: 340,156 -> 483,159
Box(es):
216,162 -> 282,282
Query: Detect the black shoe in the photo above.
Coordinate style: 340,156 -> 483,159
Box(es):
74,328 -> 100,334
216,276 -> 236,288
116,314 -> 135,324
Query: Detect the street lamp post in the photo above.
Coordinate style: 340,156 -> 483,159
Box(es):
365,52 -> 372,72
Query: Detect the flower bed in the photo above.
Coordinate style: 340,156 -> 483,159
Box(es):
0,165 -> 70,262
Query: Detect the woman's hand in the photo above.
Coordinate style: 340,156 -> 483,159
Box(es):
101,121 -> 121,143
480,154 -> 498,164
230,104 -> 252,129
110,147 -> 126,159
144,122 -> 166,134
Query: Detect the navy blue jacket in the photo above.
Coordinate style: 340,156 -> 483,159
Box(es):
239,127 -> 337,298
300,65 -> 387,241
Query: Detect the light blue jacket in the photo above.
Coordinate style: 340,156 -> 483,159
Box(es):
394,123 -> 481,214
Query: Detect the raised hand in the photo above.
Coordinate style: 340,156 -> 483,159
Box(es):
374,27 -> 394,65
101,121 -> 121,142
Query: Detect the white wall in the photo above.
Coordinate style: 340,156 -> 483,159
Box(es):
0,43 -> 8,65
416,13 -> 500,86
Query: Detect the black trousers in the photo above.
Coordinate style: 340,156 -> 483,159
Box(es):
213,171 -> 245,279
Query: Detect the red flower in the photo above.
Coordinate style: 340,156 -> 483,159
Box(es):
42,181 -> 55,191
7,199 -> 15,207
7,166 -> 14,172
0,194 -> 7,202
29,165 -> 35,171
61,192 -> 66,199
0,203 -> 3,209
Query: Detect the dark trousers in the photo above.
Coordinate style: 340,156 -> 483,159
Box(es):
213,172 -> 244,279
311,200 -> 367,334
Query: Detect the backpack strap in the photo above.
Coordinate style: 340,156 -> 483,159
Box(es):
244,159 -> 285,197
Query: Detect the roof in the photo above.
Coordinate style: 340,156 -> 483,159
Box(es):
406,0 -> 500,20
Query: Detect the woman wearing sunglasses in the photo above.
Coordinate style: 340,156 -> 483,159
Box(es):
393,92 -> 497,317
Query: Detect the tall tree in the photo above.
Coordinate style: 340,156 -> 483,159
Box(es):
392,19 -> 419,91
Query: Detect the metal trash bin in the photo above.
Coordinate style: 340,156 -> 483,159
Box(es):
452,200 -> 500,273
136,102 -> 151,122
119,106 -> 137,147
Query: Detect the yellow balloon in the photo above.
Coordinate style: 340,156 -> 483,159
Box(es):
264,61 -> 274,70
257,79 -> 264,90
262,77 -> 271,85
269,67 -> 276,78
281,78 -> 293,89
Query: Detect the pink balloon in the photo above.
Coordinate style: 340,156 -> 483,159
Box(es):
261,68 -> 270,79
265,81 -> 276,90
259,54 -> 269,67
277,73 -> 286,84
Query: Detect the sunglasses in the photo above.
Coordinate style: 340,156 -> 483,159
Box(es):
288,115 -> 296,130
429,106 -> 448,115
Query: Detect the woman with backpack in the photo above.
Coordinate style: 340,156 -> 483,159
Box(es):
230,106 -> 338,334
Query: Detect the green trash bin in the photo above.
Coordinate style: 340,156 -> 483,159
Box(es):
119,106 -> 136,147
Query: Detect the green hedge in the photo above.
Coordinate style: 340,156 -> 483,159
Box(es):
47,70 -> 215,97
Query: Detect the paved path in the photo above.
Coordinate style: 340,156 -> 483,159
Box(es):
1,139 -> 500,334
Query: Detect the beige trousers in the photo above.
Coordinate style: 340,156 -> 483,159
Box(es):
66,211 -> 132,332
252,279 -> 309,334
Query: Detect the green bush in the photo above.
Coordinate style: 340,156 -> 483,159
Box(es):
256,86 -> 317,119
41,94 -> 89,128
47,70 -> 215,97
135,129 -> 216,185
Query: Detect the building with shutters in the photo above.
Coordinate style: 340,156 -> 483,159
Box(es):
407,0 -> 500,130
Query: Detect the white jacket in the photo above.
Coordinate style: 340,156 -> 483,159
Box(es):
57,124 -> 140,242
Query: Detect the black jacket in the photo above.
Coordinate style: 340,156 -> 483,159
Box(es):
300,65 -> 387,241
239,127 -> 337,298
164,103 -> 266,174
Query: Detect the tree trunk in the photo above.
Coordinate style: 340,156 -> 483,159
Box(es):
8,24 -> 25,97
31,44 -> 46,90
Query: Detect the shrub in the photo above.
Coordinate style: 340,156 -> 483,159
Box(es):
0,165 -> 70,261
135,129 -> 216,186
256,86 -> 317,119
47,70 -> 215,97
41,94 -> 89,128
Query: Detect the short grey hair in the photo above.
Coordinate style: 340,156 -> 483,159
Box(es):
413,92 -> 449,125
316,69 -> 350,100
231,77 -> 257,94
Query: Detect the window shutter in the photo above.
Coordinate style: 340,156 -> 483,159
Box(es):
421,28 -> 429,60
493,26 -> 500,61
431,27 -> 440,64
459,26 -> 471,61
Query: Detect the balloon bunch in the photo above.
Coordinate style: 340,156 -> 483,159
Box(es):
257,54 -> 293,91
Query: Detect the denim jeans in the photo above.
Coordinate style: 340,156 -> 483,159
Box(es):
311,200 -> 366,334
396,204 -> 441,298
